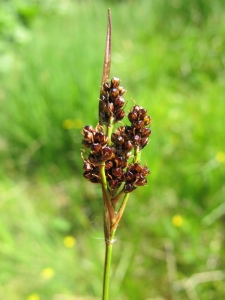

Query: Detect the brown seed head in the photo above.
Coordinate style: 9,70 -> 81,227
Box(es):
115,109 -> 125,122
111,77 -> 120,88
114,96 -> 125,109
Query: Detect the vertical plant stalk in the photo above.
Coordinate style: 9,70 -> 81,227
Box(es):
100,9 -> 113,299
81,8 -> 151,300
99,163 -> 115,242
102,228 -> 116,300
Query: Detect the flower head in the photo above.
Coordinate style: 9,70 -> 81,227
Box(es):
81,9 -> 152,247
27,294 -> 40,300
216,151 -> 225,163
82,87 -> 151,197
41,267 -> 55,279
63,236 -> 76,248
172,215 -> 184,227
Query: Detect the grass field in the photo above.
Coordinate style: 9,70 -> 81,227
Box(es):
0,0 -> 225,299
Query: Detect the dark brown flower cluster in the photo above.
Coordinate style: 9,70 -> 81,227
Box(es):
112,105 -> 151,159
99,77 -> 126,126
105,156 -> 127,193
127,105 -> 151,149
82,78 -> 151,196
82,124 -> 115,168
124,163 -> 150,193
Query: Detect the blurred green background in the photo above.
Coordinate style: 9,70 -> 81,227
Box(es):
0,0 -> 225,299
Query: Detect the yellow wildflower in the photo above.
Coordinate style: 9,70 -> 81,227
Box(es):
62,119 -> 74,130
172,215 -> 184,227
62,118 -> 83,130
215,151 -> 225,163
63,236 -> 76,248
41,267 -> 55,279
27,294 -> 40,300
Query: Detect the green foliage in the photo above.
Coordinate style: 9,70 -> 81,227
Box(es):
0,0 -> 225,299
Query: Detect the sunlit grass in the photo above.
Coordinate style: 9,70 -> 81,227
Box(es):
0,0 -> 225,299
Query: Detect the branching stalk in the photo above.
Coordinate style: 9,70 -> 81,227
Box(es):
99,164 -> 115,227
112,193 -> 130,231
81,8 -> 151,300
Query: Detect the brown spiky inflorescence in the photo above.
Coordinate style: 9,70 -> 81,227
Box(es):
81,9 -> 152,300
82,98 -> 151,196
82,80 -> 152,238
81,9 -> 152,242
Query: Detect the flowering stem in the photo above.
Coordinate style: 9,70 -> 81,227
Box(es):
112,193 -> 130,230
110,146 -> 141,231
111,189 -> 124,205
134,146 -> 141,163
106,116 -> 114,144
106,125 -> 113,144
99,164 -> 114,217
102,228 -> 116,300
82,9 -> 151,300
99,164 -> 115,240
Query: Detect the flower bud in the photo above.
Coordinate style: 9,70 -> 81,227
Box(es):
114,96 -> 125,109
101,147 -> 114,161
111,77 -> 120,88
110,88 -> 119,98
124,183 -> 136,193
115,109 -> 125,122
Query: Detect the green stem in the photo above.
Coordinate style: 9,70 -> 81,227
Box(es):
99,164 -> 115,240
106,125 -> 113,144
99,164 -> 114,218
111,189 -> 124,206
101,117 -> 115,299
134,146 -> 141,163
111,193 -> 130,231
106,116 -> 114,144
102,228 -> 116,300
